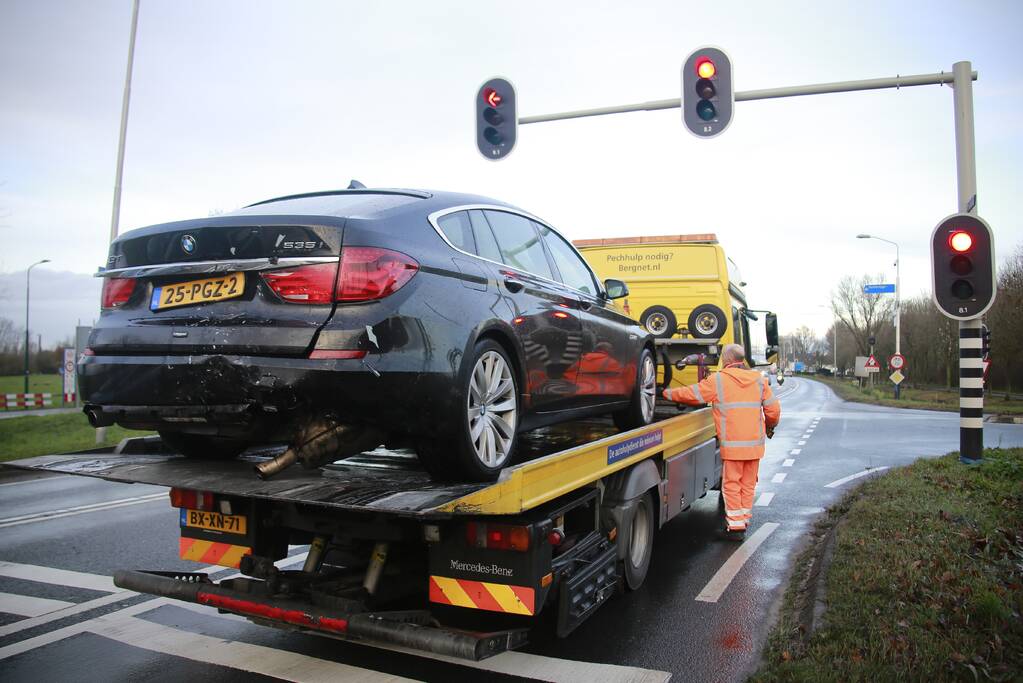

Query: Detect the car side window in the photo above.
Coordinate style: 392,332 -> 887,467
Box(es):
537,224 -> 598,295
436,211 -> 476,255
483,210 -> 554,280
468,210 -> 503,264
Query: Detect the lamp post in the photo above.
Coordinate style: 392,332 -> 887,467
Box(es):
857,233 -> 900,397
24,259 -> 51,394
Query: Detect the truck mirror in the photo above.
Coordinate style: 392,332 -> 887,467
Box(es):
765,313 -> 779,347
603,279 -> 629,299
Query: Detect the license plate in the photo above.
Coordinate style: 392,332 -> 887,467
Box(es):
151,272 -> 245,311
180,508 -> 247,535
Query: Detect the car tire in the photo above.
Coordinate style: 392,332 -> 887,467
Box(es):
159,431 -> 249,459
622,491 -> 655,591
613,348 -> 656,431
420,339 -> 520,482
688,304 -> 727,339
639,306 -> 677,339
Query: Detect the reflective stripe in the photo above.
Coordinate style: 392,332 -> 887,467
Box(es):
725,509 -> 744,517
716,373 -> 726,441
762,396 -> 779,406
720,401 -> 762,408
721,438 -> 766,447
727,521 -> 746,530
715,373 -> 724,406
691,384 -> 704,403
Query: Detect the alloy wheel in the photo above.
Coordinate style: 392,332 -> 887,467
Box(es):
639,353 -> 656,422
645,313 -> 668,335
467,350 -> 518,468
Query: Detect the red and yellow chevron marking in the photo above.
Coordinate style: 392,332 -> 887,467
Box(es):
428,576 -> 534,615
179,537 -> 251,568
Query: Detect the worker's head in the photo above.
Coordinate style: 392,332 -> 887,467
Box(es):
721,344 -> 746,366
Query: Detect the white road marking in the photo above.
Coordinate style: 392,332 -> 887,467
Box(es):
797,440 -> 806,445
695,522 -> 780,603
0,561 -> 116,593
790,448 -> 802,455
772,472 -> 787,483
0,493 -> 166,529
825,467 -> 890,488
0,592 -> 74,617
782,459 -> 795,467
754,492 -> 774,506
0,475 -> 73,488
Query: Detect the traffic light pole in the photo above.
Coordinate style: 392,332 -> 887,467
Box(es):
952,61 -> 983,464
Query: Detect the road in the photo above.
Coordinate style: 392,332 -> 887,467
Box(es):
1,378 -> 1021,682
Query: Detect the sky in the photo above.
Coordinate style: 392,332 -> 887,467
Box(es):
1,0 -> 1021,346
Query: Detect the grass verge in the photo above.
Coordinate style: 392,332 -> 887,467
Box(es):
0,412 -> 153,462
753,448 -> 1023,682
811,376 -> 1023,415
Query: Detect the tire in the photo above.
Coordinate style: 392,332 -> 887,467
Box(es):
639,306 -> 677,339
688,304 -> 727,339
622,492 -> 655,591
613,348 -> 656,431
419,339 -> 520,482
159,431 -> 249,459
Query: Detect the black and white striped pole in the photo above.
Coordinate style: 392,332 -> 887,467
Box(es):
958,320 -> 985,463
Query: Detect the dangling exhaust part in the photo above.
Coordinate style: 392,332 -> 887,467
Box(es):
254,416 -> 385,480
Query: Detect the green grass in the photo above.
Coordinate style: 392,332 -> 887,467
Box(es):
811,376 -> 1023,415
0,413 -> 154,462
754,448 -> 1023,682
0,374 -> 68,409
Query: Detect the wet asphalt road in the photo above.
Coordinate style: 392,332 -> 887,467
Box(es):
1,377 -> 1021,682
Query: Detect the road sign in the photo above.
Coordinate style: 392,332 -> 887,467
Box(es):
889,353 -> 906,370
890,370 -> 905,385
863,284 -> 896,294
864,355 -> 880,372
62,348 -> 76,399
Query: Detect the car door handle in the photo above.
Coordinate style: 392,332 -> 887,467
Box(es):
504,278 -> 524,293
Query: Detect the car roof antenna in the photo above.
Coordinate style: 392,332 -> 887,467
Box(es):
347,179 -> 367,189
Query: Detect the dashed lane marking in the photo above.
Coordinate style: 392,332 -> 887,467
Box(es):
0,592 -> 74,617
790,449 -> 801,455
0,561 -> 116,593
0,493 -> 166,529
797,440 -> 806,445
772,473 -> 787,483
695,523 -> 780,603
824,467 -> 890,488
783,459 -> 795,467
754,493 -> 774,506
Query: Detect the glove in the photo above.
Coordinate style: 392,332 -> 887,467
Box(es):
766,426 -> 775,439
662,388 -> 674,401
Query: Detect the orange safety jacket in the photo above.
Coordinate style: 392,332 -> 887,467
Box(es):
664,363 -> 781,460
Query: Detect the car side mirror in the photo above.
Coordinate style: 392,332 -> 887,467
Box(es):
765,312 -> 779,347
603,279 -> 629,299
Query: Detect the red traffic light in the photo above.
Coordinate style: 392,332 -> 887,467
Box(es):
696,58 -> 716,79
483,87 -> 503,108
949,231 -> 973,253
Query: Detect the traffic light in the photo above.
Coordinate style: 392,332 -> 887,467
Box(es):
476,77 -> 517,160
930,213 -> 996,320
681,47 -> 734,138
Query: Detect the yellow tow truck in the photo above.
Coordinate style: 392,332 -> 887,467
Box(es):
6,406 -> 719,660
575,234 -> 779,387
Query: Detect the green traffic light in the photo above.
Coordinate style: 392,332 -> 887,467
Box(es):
696,100 -> 716,121
484,127 -> 504,145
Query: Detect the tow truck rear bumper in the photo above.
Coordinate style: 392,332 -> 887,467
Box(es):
114,569 -> 528,661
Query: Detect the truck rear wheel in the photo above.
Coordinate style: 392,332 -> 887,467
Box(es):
688,304 -> 727,339
622,491 -> 655,591
639,306 -> 677,339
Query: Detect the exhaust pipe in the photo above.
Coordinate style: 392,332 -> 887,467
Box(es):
83,406 -> 116,428
255,416 -> 385,480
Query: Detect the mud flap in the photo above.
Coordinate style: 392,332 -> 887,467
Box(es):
556,544 -> 618,637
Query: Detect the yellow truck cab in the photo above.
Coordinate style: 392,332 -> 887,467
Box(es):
574,234 -> 778,387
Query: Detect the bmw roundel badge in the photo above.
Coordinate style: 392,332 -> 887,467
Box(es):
181,234 -> 197,254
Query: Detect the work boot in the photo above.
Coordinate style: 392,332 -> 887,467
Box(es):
718,527 -> 746,542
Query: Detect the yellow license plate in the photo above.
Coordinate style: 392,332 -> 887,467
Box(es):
180,508 -> 247,535
151,272 -> 244,310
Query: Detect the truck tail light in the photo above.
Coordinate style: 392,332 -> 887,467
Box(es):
169,487 -> 214,510
101,277 -> 137,309
335,247 -> 418,302
465,522 -> 530,552
262,263 -> 339,304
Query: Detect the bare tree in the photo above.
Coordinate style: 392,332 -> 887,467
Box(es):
830,274 -> 897,356
988,243 -> 1023,395
0,317 -> 19,351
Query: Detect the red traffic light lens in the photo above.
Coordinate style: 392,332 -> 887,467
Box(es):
696,58 -> 716,79
483,87 -> 503,108
949,231 -> 973,252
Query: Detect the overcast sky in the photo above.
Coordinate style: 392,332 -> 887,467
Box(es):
1,0 -> 1021,344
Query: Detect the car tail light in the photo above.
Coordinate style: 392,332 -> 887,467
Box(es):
262,263 -> 339,303
335,247 -> 418,302
465,521 -> 530,551
169,487 -> 214,510
308,349 -> 367,360
101,277 -> 137,309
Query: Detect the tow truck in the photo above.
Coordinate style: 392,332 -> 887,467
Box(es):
4,406 -> 719,661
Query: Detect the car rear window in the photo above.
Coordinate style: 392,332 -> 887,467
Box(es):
230,193 -> 420,218
436,212 -> 477,254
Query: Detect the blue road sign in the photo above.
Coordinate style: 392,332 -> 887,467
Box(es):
863,283 -> 896,294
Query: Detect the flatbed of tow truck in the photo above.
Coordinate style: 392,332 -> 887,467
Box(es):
4,407 -> 719,661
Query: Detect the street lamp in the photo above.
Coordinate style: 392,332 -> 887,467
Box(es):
857,233 -> 901,397
24,259 -> 51,394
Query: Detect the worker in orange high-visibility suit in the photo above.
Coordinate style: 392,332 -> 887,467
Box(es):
662,344 -> 781,540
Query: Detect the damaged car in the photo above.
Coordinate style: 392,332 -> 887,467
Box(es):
80,187 -> 657,481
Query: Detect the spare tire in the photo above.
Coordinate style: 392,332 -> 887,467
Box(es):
688,304 -> 727,339
639,306 -> 677,339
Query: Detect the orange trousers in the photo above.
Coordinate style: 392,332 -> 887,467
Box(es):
722,459 -> 760,531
